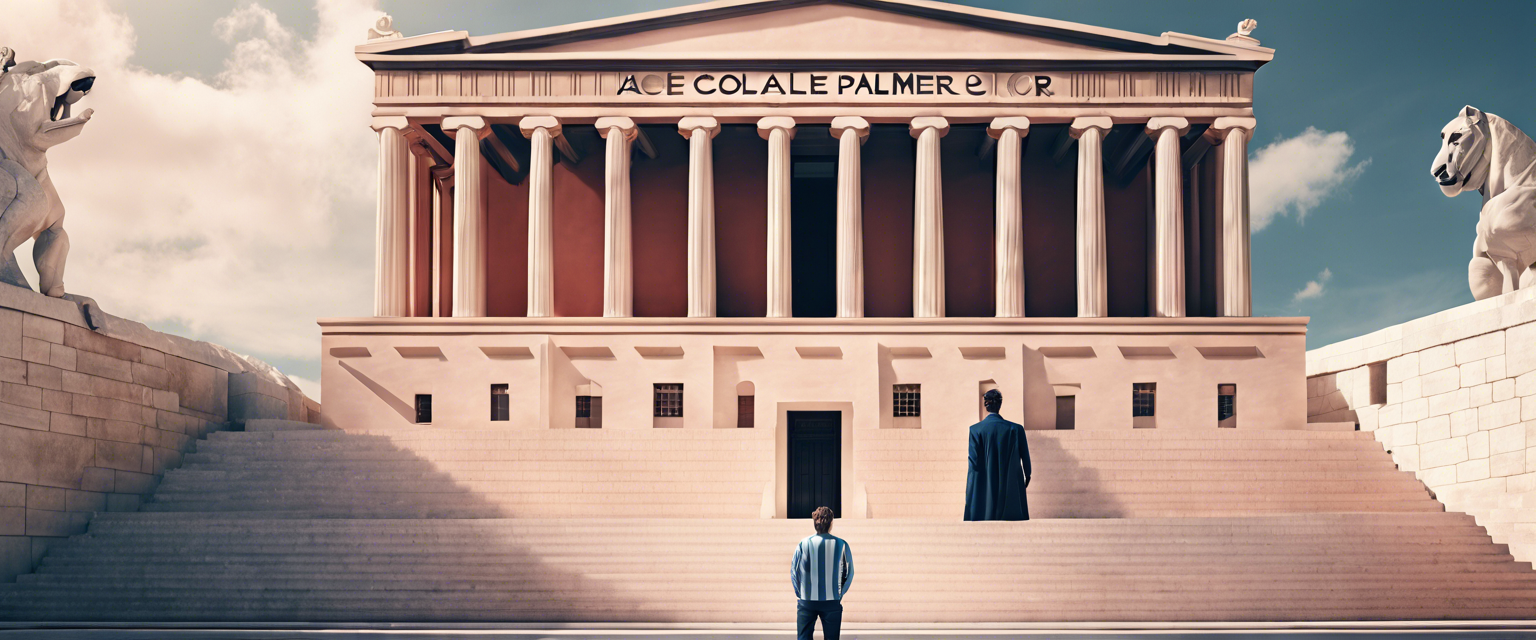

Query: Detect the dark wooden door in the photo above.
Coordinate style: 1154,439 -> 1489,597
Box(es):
788,411 -> 841,519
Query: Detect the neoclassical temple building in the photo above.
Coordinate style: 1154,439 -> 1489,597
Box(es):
324,0 -> 1295,516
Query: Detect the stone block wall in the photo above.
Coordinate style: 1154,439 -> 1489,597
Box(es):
1307,287 -> 1536,557
0,288 -> 317,581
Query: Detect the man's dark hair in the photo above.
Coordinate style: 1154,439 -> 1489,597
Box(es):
812,506 -> 834,534
983,389 -> 1003,413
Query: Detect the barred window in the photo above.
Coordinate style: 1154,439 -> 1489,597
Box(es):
1132,383 -> 1156,417
576,395 -> 592,418
490,384 -> 509,422
893,384 -> 921,418
414,394 -> 432,424
1217,384 -> 1236,425
654,383 -> 683,418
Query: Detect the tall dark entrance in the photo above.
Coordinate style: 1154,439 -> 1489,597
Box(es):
791,157 -> 837,317
787,410 -> 841,519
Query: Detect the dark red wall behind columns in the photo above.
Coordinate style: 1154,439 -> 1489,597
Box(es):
862,124 -> 916,318
940,124 -> 996,318
485,154 -> 529,318
1020,125 -> 1077,317
714,125 -> 768,318
551,129 -> 605,317
1104,159 -> 1150,317
631,125 -> 690,317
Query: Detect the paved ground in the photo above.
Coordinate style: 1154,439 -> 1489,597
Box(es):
7,624 -> 1536,640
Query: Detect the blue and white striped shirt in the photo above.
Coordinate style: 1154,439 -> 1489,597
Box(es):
791,533 -> 854,601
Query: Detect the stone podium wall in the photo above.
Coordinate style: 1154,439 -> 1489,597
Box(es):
1306,287 -> 1536,558
0,287 -> 318,581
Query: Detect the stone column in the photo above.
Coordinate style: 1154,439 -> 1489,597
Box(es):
1070,117 -> 1113,318
372,117 -> 411,318
910,117 -> 949,318
759,117 -> 797,318
988,117 -> 1030,318
830,117 -> 869,318
1208,116 -> 1257,317
442,116 -> 488,318
596,117 -> 637,318
1147,117 -> 1190,318
520,116 -> 561,318
679,117 -> 721,318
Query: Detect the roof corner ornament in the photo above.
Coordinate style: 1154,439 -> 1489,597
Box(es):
1226,19 -> 1259,45
367,15 -> 402,42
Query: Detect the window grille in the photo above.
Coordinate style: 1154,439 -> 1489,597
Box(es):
893,384 -> 921,418
414,394 -> 432,424
576,395 -> 592,418
490,384 -> 509,421
654,383 -> 683,418
738,395 -> 754,428
1132,383 -> 1156,417
1218,384 -> 1236,425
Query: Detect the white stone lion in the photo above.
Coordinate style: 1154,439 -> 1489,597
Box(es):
0,48 -> 102,326
1432,105 -> 1536,300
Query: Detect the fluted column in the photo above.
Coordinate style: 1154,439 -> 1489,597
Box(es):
596,117 -> 637,318
1209,116 -> 1257,317
1147,117 -> 1190,318
830,117 -> 869,318
443,116 -> 488,318
520,116 -> 561,318
759,117 -> 797,318
910,117 -> 949,318
679,117 -> 721,318
988,117 -> 1030,318
1070,117 -> 1113,318
372,117 -> 411,317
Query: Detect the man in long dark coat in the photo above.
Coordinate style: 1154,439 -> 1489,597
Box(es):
964,389 -> 1032,521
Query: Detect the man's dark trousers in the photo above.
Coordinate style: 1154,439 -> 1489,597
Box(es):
797,599 -> 842,640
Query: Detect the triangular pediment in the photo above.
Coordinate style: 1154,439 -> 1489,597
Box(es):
360,0 -> 1271,65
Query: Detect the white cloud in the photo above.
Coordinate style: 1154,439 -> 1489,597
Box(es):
1293,268 -> 1332,302
1250,128 -> 1369,231
3,0 -> 379,366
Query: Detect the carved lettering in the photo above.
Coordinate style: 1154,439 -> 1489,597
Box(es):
694,74 -> 716,95
837,75 -> 855,94
965,74 -> 985,96
761,74 -> 786,95
810,74 -> 827,95
893,73 -> 914,95
617,74 -> 641,95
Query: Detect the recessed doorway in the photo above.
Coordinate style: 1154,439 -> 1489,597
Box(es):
787,410 -> 841,519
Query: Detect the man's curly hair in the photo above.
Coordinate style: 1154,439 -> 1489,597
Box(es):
812,506 -> 834,534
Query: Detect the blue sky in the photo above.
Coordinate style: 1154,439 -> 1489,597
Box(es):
61,0 -> 1536,389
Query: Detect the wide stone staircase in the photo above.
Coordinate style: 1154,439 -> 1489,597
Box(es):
3,422 -> 1535,622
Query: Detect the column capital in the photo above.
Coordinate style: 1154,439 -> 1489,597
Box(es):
442,116 -> 489,139
678,116 -> 720,139
909,116 -> 949,138
370,116 -> 410,133
1206,116 -> 1257,141
1069,116 -> 1113,138
987,116 -> 1030,139
518,115 -> 561,138
1145,116 -> 1190,138
829,116 -> 870,141
595,116 -> 639,141
757,116 -> 797,140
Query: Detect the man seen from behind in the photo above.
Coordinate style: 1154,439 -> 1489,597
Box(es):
792,506 -> 853,640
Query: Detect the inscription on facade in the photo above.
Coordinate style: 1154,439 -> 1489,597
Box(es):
615,72 -> 1054,99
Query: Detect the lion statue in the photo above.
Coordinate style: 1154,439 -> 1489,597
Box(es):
0,48 -> 102,327
1432,105 -> 1536,300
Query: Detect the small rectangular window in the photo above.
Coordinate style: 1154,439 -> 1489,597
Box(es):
893,384 -> 921,418
1218,384 -> 1236,428
575,395 -> 601,428
490,384 -> 509,421
654,383 -> 683,418
1132,383 -> 1156,417
576,395 -> 592,418
1368,362 -> 1387,405
1055,396 -> 1076,430
414,394 -> 432,424
738,395 -> 754,428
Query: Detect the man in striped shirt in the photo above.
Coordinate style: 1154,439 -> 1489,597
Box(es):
791,506 -> 854,640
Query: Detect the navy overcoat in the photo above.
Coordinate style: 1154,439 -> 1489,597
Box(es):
963,413 -> 1032,521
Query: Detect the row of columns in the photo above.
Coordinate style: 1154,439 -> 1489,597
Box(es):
371,114 -> 1255,320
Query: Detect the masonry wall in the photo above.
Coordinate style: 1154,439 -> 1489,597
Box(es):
0,289 -> 318,581
1306,287 -> 1536,558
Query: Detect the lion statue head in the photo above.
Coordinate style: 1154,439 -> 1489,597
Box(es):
1431,105 -> 1491,197
0,49 -> 96,174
